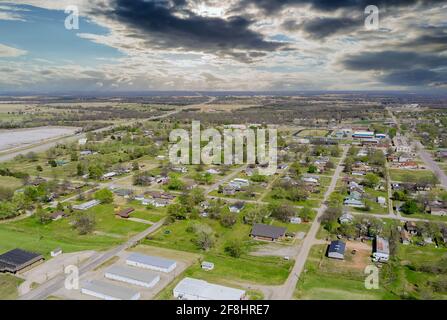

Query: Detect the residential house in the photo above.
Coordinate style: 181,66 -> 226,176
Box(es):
339,212 -> 354,224
373,236 -> 390,262
405,221 -> 418,235
250,223 -> 286,241
229,202 -> 245,213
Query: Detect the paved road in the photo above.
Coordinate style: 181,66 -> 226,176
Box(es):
19,218 -> 166,300
414,141 -> 447,189
271,146 -> 349,300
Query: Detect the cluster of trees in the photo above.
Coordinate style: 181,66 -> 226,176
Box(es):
271,181 -> 310,202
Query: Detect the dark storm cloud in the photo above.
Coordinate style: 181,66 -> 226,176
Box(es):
283,16 -> 361,39
341,51 -> 447,71
381,69 -> 447,87
238,0 -> 445,13
341,51 -> 447,87
401,27 -> 447,52
94,0 -> 284,62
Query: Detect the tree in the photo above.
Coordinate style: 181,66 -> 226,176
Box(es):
73,213 -> 96,235
88,165 -> 104,180
190,188 -> 205,205
48,159 -> 57,167
70,152 -> 78,162
167,203 -> 188,220
132,162 -> 139,171
220,213 -> 237,228
299,207 -> 313,222
94,188 -> 114,204
308,165 -> 318,174
270,204 -> 295,223
401,199 -> 420,215
35,206 -> 52,224
76,163 -> 85,176
195,231 -> 214,251
362,173 -> 380,188
36,165 -> 43,172
225,240 -> 244,258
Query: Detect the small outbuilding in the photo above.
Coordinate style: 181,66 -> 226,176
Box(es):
328,240 -> 346,260
126,253 -> 177,273
201,261 -> 215,271
115,208 -> 135,219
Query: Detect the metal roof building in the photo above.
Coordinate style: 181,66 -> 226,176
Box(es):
373,236 -> 390,262
73,199 -> 100,211
105,265 -> 160,288
250,223 -> 286,241
81,280 -> 140,300
126,253 -> 177,273
0,249 -> 44,273
173,277 -> 245,300
328,240 -> 346,260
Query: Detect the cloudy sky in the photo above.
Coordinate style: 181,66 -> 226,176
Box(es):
0,0 -> 446,92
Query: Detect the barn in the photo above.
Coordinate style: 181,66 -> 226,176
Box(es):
0,249 -> 44,273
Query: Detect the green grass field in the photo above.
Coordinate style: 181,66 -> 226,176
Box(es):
294,245 -> 397,300
0,204 -> 148,258
0,274 -> 23,300
389,169 -> 436,182
0,176 -> 23,190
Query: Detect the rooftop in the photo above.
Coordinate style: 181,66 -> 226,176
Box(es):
251,223 -> 286,239
126,253 -> 176,269
105,265 -> 159,284
82,280 -> 140,300
174,277 -> 245,300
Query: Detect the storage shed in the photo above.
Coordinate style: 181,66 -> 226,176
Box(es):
173,277 -> 245,300
105,265 -> 160,288
126,253 -> 177,273
81,280 -> 140,300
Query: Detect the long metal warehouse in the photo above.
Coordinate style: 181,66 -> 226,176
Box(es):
173,277 -> 246,300
81,280 -> 140,300
126,253 -> 177,273
105,265 -> 160,288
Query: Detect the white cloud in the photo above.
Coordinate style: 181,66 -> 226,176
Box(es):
0,44 -> 27,57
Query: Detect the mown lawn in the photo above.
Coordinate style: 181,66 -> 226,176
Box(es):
0,176 -> 23,190
389,169 -> 436,182
294,245 -> 398,300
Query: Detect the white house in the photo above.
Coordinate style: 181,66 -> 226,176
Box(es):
372,236 -> 390,262
377,196 -> 386,206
